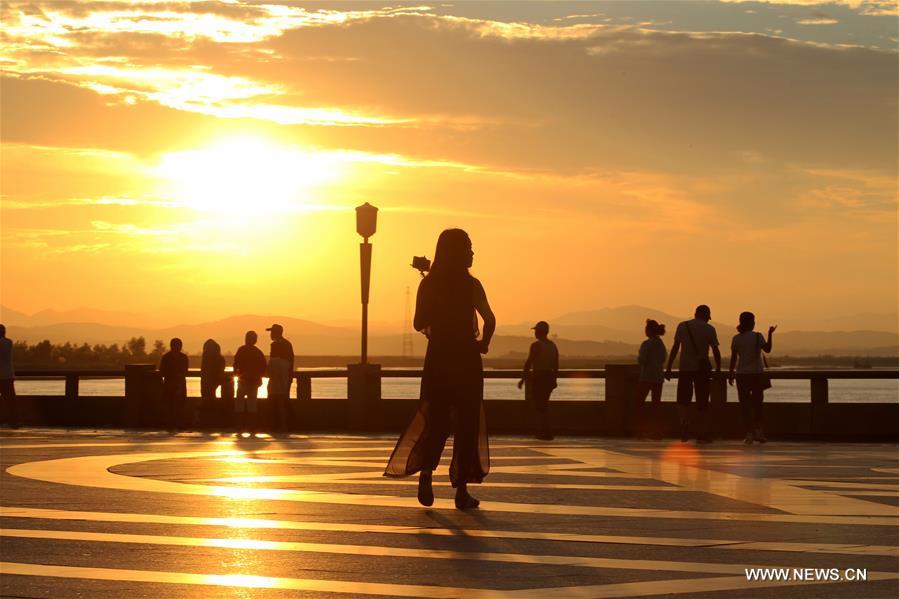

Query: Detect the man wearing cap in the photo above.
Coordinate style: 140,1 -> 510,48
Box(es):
266,324 -> 295,433
518,321 -> 559,440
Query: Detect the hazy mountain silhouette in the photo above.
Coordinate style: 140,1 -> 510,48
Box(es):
499,305 -> 688,343
4,305 -> 898,357
784,312 -> 899,334
489,335 -> 638,358
0,305 -> 191,329
0,306 -> 30,327
554,305 -> 682,328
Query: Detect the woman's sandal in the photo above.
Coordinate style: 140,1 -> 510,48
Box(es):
454,492 -> 480,510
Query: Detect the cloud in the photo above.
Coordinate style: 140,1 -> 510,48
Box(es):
0,196 -> 177,210
797,18 -> 840,25
0,1 -> 437,45
793,168 -> 899,220
720,0 -> 896,13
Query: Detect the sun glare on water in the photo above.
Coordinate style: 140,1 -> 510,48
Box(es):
156,137 -> 343,217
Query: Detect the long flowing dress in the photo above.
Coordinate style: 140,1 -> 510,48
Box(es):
384,273 -> 490,487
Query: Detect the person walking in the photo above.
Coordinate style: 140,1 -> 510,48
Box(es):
0,325 -> 19,428
233,331 -> 266,435
665,305 -> 721,443
385,228 -> 495,510
199,339 -> 226,428
267,324 -> 295,433
518,321 -> 559,440
729,312 -> 776,444
636,319 -> 667,439
159,338 -> 189,432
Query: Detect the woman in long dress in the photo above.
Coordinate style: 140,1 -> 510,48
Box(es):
384,229 -> 495,509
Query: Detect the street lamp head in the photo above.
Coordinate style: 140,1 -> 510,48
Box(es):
356,202 -> 378,240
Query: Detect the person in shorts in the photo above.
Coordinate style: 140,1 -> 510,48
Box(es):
666,305 -> 720,443
518,321 -> 559,440
728,312 -> 776,444
233,330 -> 266,434
636,319 -> 667,439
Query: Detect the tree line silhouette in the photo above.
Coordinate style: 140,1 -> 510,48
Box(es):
8,338 -> 896,370
12,337 -> 167,368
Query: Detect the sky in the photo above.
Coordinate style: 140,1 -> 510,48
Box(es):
1,0 -> 897,330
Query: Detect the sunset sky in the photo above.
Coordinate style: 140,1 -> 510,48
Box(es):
1,0 -> 896,330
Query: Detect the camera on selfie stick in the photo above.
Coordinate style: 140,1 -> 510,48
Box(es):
411,256 -> 430,277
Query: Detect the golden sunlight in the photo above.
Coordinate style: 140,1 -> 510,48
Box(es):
155,137 -> 344,217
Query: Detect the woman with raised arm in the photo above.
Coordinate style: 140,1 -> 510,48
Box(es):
385,229 -> 495,510
728,312 -> 776,444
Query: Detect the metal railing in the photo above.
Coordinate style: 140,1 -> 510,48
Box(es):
12,368 -> 899,404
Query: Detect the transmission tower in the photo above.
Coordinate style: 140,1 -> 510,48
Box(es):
402,286 -> 414,357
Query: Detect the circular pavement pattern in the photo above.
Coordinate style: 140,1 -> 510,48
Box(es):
1,429 -> 898,598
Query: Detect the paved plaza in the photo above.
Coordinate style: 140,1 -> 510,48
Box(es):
1,430 -> 897,598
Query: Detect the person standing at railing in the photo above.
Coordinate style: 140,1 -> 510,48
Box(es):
518,321 -> 559,440
159,338 -> 189,432
728,312 -> 776,444
385,228 -> 495,510
666,305 -> 721,443
267,324 -> 295,434
636,319 -> 667,439
200,339 -> 226,428
233,330 -> 266,435
0,324 -> 19,429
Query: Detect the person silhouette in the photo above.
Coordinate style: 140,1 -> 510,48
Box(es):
233,330 -> 266,435
518,321 -> 559,440
665,305 -> 721,443
199,339 -> 226,427
728,312 -> 776,444
266,324 -> 295,433
385,228 -> 495,510
0,324 -> 19,429
159,338 -> 189,432
636,319 -> 667,439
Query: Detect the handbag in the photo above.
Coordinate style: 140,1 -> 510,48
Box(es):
757,333 -> 772,390
685,323 -> 713,374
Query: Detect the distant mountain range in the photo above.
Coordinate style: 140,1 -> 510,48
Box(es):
2,304 -> 897,357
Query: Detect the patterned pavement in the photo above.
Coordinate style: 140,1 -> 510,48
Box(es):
1,429 -> 897,598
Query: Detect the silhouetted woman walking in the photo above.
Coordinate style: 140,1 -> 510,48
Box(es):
385,229 -> 495,509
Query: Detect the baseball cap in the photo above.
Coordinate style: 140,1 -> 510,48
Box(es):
531,321 -> 550,334
266,324 -> 283,334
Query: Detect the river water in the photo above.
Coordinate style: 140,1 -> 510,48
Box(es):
13,372 -> 899,403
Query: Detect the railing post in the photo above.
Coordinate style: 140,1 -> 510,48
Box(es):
810,376 -> 829,438
65,374 -> 79,402
221,375 -> 234,401
347,364 -> 381,430
296,373 -> 312,401
124,364 -> 161,427
711,373 -> 727,404
604,364 -> 639,435
811,377 -> 829,405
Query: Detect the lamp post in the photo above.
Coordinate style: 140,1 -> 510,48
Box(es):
355,202 -> 378,364
348,202 -> 381,430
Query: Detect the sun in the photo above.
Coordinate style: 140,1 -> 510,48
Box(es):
155,136 -> 343,217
